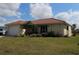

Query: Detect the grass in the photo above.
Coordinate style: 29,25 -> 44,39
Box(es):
0,35 -> 79,55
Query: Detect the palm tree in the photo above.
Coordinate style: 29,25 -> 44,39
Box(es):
72,24 -> 76,36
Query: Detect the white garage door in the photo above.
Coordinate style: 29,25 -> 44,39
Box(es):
7,25 -> 20,36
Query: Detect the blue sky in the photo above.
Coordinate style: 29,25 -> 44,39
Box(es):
19,3 -> 79,20
19,3 -> 33,20
51,3 -> 79,14
1,3 -> 79,27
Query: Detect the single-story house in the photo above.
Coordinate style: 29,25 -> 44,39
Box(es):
5,18 -> 72,37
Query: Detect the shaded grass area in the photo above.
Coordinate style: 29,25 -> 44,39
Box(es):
0,35 -> 79,54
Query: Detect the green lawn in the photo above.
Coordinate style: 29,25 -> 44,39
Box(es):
0,35 -> 79,55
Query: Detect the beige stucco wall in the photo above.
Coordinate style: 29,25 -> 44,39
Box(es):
63,25 -> 72,37
48,24 -> 64,36
68,26 -> 72,36
6,24 -> 72,37
48,24 -> 72,37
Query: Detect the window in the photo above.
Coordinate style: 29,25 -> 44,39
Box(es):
40,25 -> 47,33
67,26 -> 69,30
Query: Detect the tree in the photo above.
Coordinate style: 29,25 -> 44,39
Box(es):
72,24 -> 76,36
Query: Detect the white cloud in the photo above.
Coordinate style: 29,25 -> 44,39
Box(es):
55,12 -> 70,20
0,16 -> 22,26
0,3 -> 20,16
55,9 -> 79,28
30,3 -> 53,19
0,17 -> 7,26
30,4 -> 79,28
0,3 -> 21,26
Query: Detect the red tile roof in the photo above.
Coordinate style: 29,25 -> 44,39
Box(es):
31,18 -> 68,25
6,20 -> 27,25
6,18 -> 69,25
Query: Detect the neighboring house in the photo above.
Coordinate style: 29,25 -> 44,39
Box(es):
0,26 -> 7,35
5,18 -> 72,37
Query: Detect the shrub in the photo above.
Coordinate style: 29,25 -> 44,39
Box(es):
30,34 -> 42,37
41,32 -> 48,37
30,34 -> 37,37
47,32 -> 62,37
36,34 -> 42,37
55,33 -> 62,37
47,32 -> 55,37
